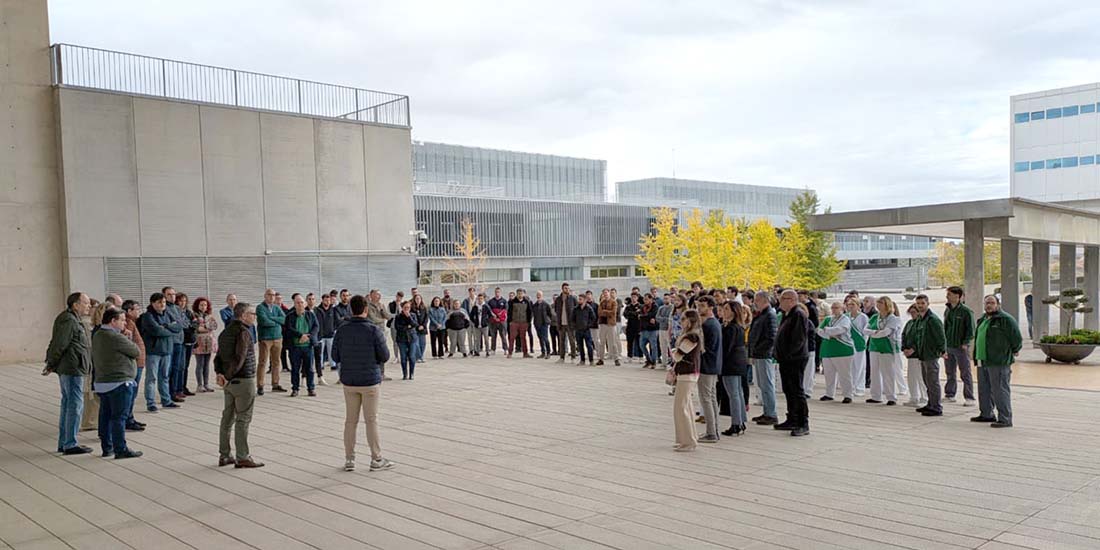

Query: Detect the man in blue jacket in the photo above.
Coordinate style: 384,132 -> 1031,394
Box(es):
284,293 -> 320,397
333,294 -> 394,473
696,296 -> 724,443
138,293 -> 183,412
161,287 -> 190,402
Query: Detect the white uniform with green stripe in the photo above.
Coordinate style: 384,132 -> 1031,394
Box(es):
848,311 -> 869,396
816,315 -> 854,399
865,313 -> 904,402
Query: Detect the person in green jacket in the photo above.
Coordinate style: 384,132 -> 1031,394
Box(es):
971,295 -> 1022,428
45,292 -> 93,455
255,288 -> 287,395
904,294 -> 946,416
92,308 -> 143,459
943,286 -> 976,406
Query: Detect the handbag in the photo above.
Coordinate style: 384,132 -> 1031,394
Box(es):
665,368 -> 677,386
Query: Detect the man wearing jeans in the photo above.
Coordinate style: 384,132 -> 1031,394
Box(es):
637,294 -> 660,367
138,293 -> 182,412
555,283 -> 578,361
333,294 -> 394,472
284,294 -> 320,397
46,292 -> 93,455
215,302 -> 264,469
91,308 -> 143,459
943,286 -> 976,406
161,287 -> 188,401
749,292 -> 779,426
696,296 -> 723,442
255,288 -> 287,395
907,294 -> 947,417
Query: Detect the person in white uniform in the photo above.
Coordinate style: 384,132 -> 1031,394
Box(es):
864,296 -> 904,405
845,298 -> 869,398
816,302 -> 854,403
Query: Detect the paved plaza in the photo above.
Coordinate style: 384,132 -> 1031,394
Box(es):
1,355 -> 1099,550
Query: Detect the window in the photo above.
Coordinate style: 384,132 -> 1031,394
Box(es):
1031,110 -> 1045,120
531,267 -> 580,282
1082,103 -> 1097,114
418,270 -> 433,286
1064,105 -> 1079,117
590,266 -> 629,279
1014,161 -> 1030,172
1081,155 -> 1096,166
1014,112 -> 1029,123
1047,158 -> 1062,169
1031,160 -> 1044,170
1063,156 -> 1079,168
634,266 -> 646,277
1047,108 -> 1062,119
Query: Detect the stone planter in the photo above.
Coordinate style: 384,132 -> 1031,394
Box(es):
1037,343 -> 1097,364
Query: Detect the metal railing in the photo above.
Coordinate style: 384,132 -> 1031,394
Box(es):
50,43 -> 410,127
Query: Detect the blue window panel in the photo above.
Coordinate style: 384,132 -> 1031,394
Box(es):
1014,161 -> 1030,172
1082,103 -> 1096,114
1047,158 -> 1061,169
1063,156 -> 1079,168
1081,155 -> 1096,166
1064,105 -> 1079,117
1047,108 -> 1062,119
1031,110 -> 1045,120
1031,160 -> 1045,170
1014,112 -> 1030,123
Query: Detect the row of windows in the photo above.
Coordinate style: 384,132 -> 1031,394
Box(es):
1014,103 -> 1099,123
590,266 -> 629,278
1014,156 -> 1099,172
530,267 -> 582,282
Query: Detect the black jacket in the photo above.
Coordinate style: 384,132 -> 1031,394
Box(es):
315,305 -> 339,338
531,300 -> 552,327
283,309 -> 320,347
332,318 -> 389,386
775,307 -> 809,364
394,312 -> 418,343
553,294 -> 578,326
748,307 -> 777,359
638,303 -> 658,332
333,302 -> 351,327
446,309 -> 470,331
571,303 -> 597,332
804,299 -> 819,352
722,322 -> 750,377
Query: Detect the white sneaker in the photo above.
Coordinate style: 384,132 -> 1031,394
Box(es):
963,399 -> 976,407
344,460 -> 355,472
945,396 -> 957,403
318,377 -> 328,386
370,458 -> 394,471
902,400 -> 918,407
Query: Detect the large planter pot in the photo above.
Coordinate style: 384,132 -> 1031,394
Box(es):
1037,343 -> 1097,364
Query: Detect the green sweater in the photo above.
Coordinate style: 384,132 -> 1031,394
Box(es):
91,327 -> 140,383
45,310 -> 91,377
973,311 -> 1022,367
944,303 -> 974,348
909,311 -> 947,361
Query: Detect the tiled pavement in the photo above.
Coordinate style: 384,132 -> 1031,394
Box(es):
1,356 -> 1099,550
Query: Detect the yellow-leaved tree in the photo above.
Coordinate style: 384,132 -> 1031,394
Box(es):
635,207 -> 682,287
443,218 -> 487,286
778,222 -> 816,289
741,219 -> 784,289
928,240 -> 1001,286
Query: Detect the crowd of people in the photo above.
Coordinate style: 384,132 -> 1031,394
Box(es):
43,280 -> 1022,464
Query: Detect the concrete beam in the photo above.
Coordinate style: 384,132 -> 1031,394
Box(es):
1001,239 -> 1019,322
1060,244 -> 1076,334
807,198 -> 1013,233
1032,242 -> 1050,343
1086,246 -> 1099,330
964,220 -> 984,314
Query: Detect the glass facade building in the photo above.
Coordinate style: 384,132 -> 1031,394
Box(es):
413,141 -> 607,202
616,177 -> 798,226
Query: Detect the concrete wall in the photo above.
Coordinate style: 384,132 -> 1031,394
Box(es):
57,88 -> 415,303
0,0 -> 62,362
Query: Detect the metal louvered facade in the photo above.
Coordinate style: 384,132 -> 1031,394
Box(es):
105,255 -> 414,303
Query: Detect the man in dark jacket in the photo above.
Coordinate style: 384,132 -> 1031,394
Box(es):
138,293 -> 182,412
554,283 -> 578,361
284,294 -> 320,397
943,286 -> 976,406
749,292 -> 779,425
572,294 -> 597,365
531,290 -> 553,359
487,287 -> 509,356
906,294 -> 947,416
92,308 -> 143,459
506,289 -> 534,358
775,290 -> 810,436
697,297 -> 724,443
799,290 -> 820,398
332,295 -> 394,472
315,293 -> 339,374
638,294 -> 659,367
971,295 -> 1022,428
215,302 -> 264,469
46,292 -> 93,455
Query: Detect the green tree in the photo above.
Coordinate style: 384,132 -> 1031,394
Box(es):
787,190 -> 845,289
928,240 -> 1001,286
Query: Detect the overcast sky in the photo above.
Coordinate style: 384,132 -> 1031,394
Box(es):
49,0 -> 1100,211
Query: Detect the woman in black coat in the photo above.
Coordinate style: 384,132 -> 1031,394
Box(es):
720,300 -> 751,436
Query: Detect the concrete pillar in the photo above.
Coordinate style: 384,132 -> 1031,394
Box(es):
1086,246 -> 1099,330
1061,244 -> 1078,334
963,220 -> 984,312
1000,239 -> 1019,322
0,0 -> 64,363
1032,242 -> 1050,343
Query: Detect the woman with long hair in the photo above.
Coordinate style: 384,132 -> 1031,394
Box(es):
720,301 -> 750,436
815,302 -> 854,403
671,310 -> 703,451
901,303 -> 928,407
191,297 -> 219,392
864,296 -> 903,405
394,300 -> 418,380
428,297 -> 447,359
411,294 -> 429,362
845,297 -> 869,399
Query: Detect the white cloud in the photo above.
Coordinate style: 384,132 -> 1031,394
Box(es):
48,0 -> 1100,211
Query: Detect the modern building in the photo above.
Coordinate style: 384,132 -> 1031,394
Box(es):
1011,83 -> 1100,209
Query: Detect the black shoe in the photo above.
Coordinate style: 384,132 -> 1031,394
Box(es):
921,410 -> 943,417
115,449 -> 143,459
991,422 -> 1012,428
163,402 -> 180,409
290,390 -> 299,397
146,405 -> 158,413
63,445 -> 93,455
101,449 -> 112,457
865,399 -> 883,404
447,353 -> 453,358
257,386 -> 264,395
819,396 -> 834,402
971,416 -> 996,423
841,398 -> 852,404
790,427 -> 810,437
754,415 -> 778,426
915,406 -> 929,413
271,385 -> 287,393
125,423 -> 145,432
307,390 -> 316,397
886,401 -> 896,406
133,420 -> 147,427
774,421 -> 796,430
596,360 -> 604,366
